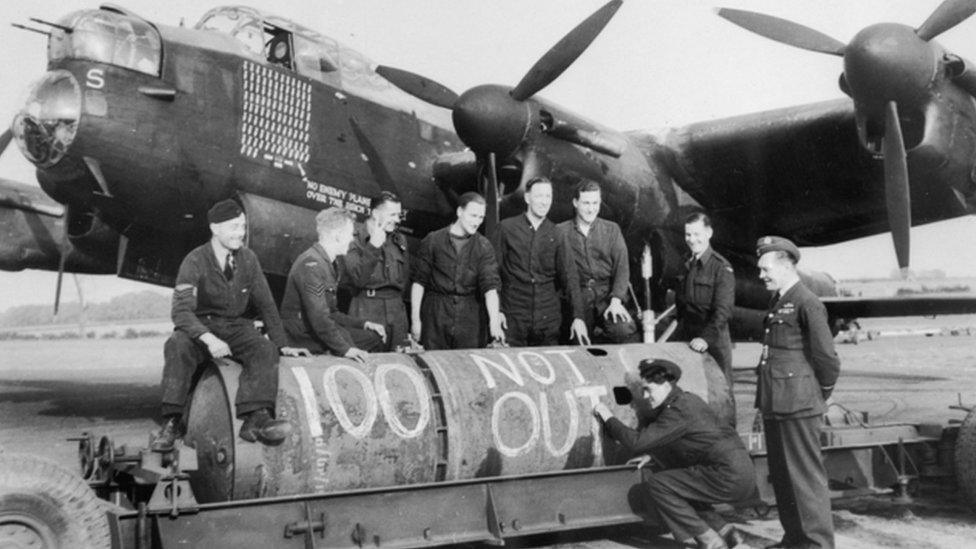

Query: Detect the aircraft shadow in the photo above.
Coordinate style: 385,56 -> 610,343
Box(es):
0,379 -> 159,421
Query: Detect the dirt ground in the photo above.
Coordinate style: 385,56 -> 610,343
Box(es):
1,326 -> 976,547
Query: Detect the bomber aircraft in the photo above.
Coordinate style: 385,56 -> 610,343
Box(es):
1,1 -> 975,338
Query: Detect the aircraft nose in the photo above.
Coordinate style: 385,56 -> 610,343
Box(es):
452,84 -> 531,157
11,70 -> 81,168
844,23 -> 937,108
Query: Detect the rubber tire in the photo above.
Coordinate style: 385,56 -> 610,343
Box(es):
955,408 -> 976,513
0,453 -> 111,548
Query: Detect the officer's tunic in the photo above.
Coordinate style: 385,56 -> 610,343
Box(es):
757,280 -> 840,549
280,243 -> 382,355
674,247 -> 736,423
343,226 -> 410,351
412,227 -> 501,350
497,214 -> 580,346
556,217 -> 637,343
604,387 -> 755,542
162,243 -> 285,418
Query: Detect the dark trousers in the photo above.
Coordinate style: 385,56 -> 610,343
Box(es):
764,416 -> 834,549
284,319 -> 384,355
641,451 -> 755,542
505,313 -> 560,346
421,294 -> 484,350
161,321 -> 278,419
349,295 -> 409,351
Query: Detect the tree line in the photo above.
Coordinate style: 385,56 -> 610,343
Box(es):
0,290 -> 170,327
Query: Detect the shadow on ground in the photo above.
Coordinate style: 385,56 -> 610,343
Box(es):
0,379 -> 159,421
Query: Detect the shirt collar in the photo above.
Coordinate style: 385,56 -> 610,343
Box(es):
778,277 -> 800,298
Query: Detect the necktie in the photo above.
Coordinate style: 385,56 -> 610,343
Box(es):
224,252 -> 235,281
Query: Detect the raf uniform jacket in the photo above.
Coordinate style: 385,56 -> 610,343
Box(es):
675,247 -> 735,346
280,243 -> 372,355
172,243 -> 288,348
756,281 -> 841,419
604,387 -> 751,476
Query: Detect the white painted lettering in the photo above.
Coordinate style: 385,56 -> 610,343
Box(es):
470,352 -> 524,389
540,389 -> 579,456
491,391 -> 540,457
321,364 -> 378,439
86,68 -> 105,89
374,363 -> 431,438
543,349 -> 586,383
518,351 -> 556,385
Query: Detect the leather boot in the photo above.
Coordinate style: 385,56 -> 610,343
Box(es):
239,408 -> 291,445
695,528 -> 730,549
151,415 -> 183,453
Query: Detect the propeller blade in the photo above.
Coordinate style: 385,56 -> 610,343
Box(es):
481,152 -> 501,250
882,101 -> 911,274
716,8 -> 846,56
375,65 -> 459,109
349,117 -> 399,195
916,0 -> 976,41
510,0 -> 623,101
0,130 -> 11,156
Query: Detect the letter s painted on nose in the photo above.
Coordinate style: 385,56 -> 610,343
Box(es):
86,68 -> 105,90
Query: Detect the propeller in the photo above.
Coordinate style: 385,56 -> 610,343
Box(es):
510,0 -> 623,101
0,129 -> 12,156
376,0 -> 623,237
717,0 -> 976,274
883,101 -> 911,275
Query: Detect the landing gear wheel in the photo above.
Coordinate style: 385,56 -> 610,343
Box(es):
0,453 -> 111,548
955,408 -> 976,513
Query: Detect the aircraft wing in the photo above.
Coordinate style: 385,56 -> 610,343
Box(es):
0,178 -> 64,218
822,295 -> 976,319
655,98 -> 968,252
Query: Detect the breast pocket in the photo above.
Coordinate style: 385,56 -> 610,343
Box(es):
769,361 -> 816,414
691,277 -> 714,304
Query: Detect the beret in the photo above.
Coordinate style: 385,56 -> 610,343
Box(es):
207,199 -> 243,224
638,358 -> 682,383
756,235 -> 800,262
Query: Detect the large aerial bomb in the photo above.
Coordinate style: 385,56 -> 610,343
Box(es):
184,343 -> 733,502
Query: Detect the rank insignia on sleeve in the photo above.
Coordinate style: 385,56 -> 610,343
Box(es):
305,261 -> 318,267
174,284 -> 196,297
305,282 -> 326,297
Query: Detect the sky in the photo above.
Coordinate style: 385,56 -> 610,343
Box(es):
1,0 -> 975,309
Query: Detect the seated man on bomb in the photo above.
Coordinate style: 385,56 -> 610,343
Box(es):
593,359 -> 754,549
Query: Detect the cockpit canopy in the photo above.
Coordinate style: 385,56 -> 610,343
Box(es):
49,9 -> 161,76
195,6 -> 389,91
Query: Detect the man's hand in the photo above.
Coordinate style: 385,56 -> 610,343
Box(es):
489,316 -> 506,345
689,337 -> 708,353
592,402 -> 613,422
603,297 -> 633,324
626,454 -> 652,470
570,319 -> 591,346
366,216 -> 387,248
280,346 -> 311,357
199,332 -> 231,358
344,347 -> 369,363
364,321 -> 387,343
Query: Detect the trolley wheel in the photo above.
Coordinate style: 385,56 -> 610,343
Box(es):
0,453 -> 111,549
954,407 -> 976,512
